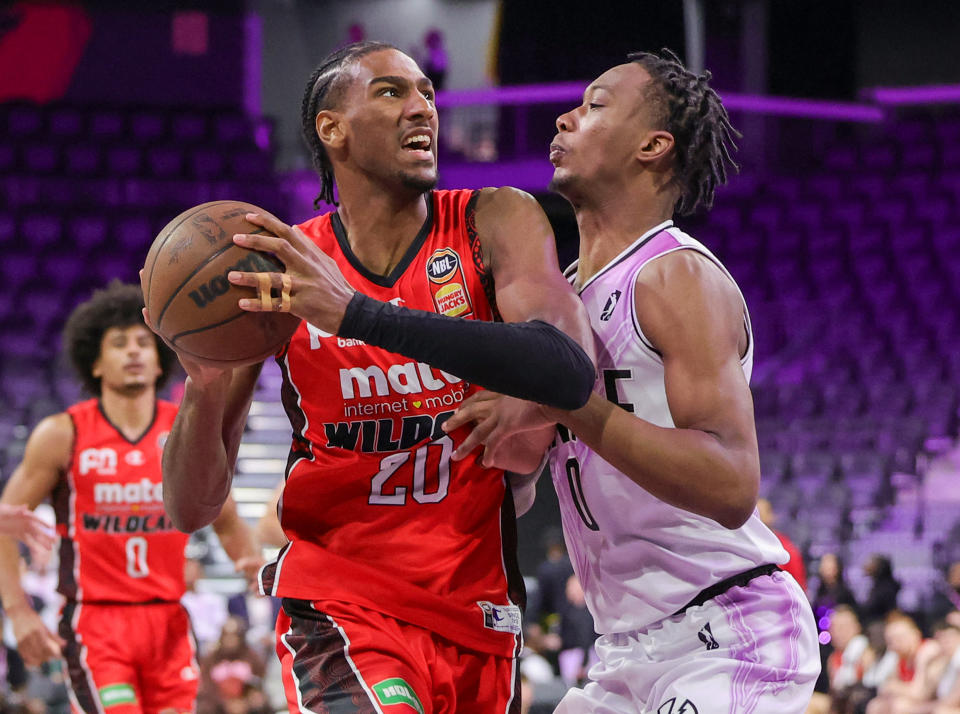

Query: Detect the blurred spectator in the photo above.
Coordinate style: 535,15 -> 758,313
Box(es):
928,562 -> 960,626
866,612 -> 941,714
556,574 -> 597,686
525,527 -> 574,657
931,619 -> 960,711
821,605 -> 876,714
757,497 -> 807,590
197,616 -> 267,714
181,557 -> 229,657
862,555 -> 902,628
813,552 -> 859,613
415,28 -> 449,90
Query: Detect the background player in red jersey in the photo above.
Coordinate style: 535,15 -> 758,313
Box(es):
0,281 -> 261,714
154,42 -> 594,714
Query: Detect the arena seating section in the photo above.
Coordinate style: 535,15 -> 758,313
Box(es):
1,100 -> 958,605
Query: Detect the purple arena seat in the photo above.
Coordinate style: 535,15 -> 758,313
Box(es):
19,214 -> 63,251
211,113 -> 250,145
89,110 -> 125,141
0,144 -> 15,175
68,215 -> 110,251
105,145 -> 143,176
170,113 -> 208,143
6,104 -> 43,138
64,144 -> 103,176
48,107 -> 84,139
21,143 -> 60,174
189,148 -> 226,179
129,111 -> 167,143
146,146 -> 185,178
114,215 -> 156,253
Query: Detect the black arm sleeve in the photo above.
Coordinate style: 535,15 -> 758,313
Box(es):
338,293 -> 595,409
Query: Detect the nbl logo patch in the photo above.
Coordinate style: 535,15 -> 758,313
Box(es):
426,248 -> 473,317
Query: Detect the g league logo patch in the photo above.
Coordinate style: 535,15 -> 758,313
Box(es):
657,697 -> 699,714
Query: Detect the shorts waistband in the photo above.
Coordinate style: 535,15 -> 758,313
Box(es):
67,599 -> 181,606
673,563 -> 781,617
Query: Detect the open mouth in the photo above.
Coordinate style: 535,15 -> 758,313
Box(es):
549,143 -> 565,164
402,133 -> 434,158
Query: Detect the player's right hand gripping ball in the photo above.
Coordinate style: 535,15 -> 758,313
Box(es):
141,200 -> 301,367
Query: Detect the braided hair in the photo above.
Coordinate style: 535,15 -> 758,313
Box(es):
628,48 -> 740,216
301,41 -> 398,209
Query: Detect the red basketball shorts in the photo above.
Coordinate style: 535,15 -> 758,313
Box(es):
59,601 -> 200,714
276,599 -> 521,714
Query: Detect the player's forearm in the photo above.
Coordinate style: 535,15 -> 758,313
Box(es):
338,294 -> 595,409
164,365 -> 261,531
556,394 -> 759,529
213,513 -> 259,564
163,381 -> 233,531
0,535 -> 30,611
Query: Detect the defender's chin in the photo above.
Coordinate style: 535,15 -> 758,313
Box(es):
548,168 -> 575,197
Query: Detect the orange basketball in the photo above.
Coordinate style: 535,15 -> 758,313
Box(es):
141,200 -> 301,367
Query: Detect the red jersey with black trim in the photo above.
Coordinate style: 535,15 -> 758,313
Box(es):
259,189 -> 525,658
52,399 -> 187,603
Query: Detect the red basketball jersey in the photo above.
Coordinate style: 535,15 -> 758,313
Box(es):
52,399 -> 188,603
259,189 -> 525,657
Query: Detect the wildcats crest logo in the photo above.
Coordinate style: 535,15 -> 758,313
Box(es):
426,248 -> 473,317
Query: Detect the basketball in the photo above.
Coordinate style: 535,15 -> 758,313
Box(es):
141,200 -> 302,367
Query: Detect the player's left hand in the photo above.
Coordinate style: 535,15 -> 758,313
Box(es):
443,391 -> 554,472
227,212 -> 357,334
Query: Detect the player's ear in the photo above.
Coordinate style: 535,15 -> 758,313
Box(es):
91,358 -> 102,380
636,130 -> 674,165
316,110 -> 346,151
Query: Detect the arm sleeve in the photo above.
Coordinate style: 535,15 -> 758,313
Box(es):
338,293 -> 594,409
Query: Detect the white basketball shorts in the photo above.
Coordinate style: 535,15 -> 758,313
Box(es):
554,570 -> 820,714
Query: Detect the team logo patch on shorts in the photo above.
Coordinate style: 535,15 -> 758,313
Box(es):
99,683 -> 137,707
477,601 -> 522,634
373,677 -> 424,713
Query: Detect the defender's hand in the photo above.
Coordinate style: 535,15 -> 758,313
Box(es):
444,391 -> 554,472
228,212 -> 357,334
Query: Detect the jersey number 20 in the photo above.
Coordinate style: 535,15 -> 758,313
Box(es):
369,435 -> 452,505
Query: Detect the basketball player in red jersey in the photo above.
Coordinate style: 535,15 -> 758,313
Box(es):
155,42 -> 594,713
0,281 -> 261,714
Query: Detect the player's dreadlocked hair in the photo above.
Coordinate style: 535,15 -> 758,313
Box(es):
628,48 -> 740,216
301,40 -> 398,209
63,280 -> 176,395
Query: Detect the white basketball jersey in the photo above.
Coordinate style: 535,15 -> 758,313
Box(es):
548,220 -> 787,635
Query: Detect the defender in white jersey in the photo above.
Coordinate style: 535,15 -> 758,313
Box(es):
448,49 -> 819,713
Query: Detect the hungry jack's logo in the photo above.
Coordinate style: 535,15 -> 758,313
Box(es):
426,248 -> 473,317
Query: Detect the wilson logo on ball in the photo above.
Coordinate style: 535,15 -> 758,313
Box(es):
188,251 -> 278,308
